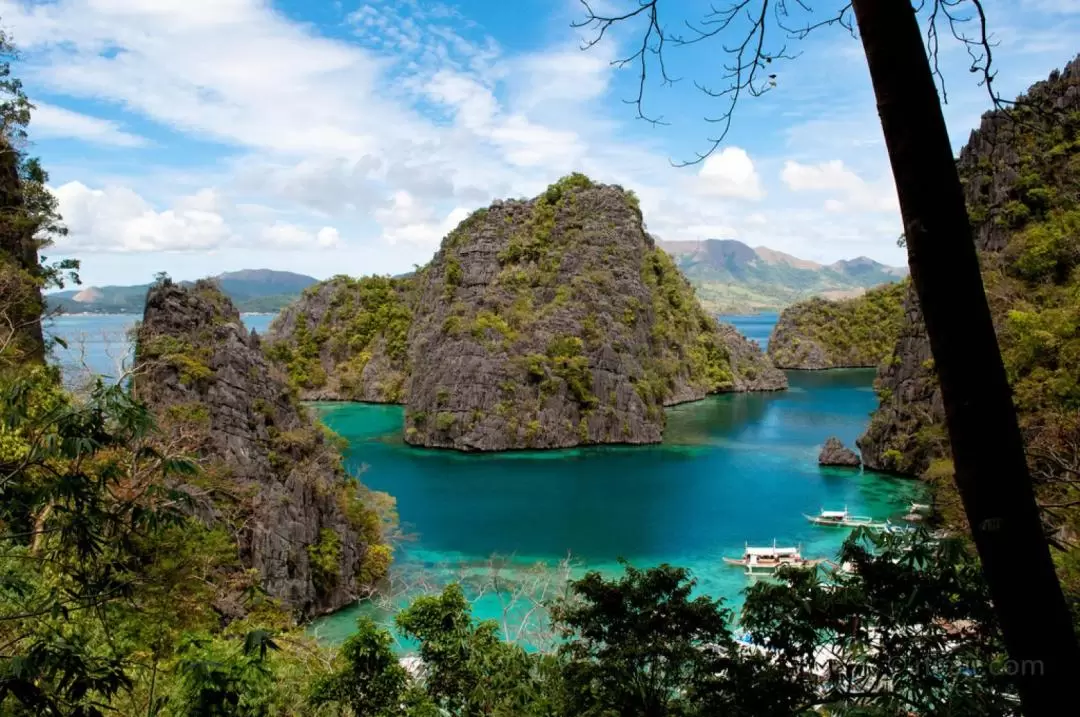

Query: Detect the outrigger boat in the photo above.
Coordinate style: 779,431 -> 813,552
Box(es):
803,507 -> 884,529
723,541 -> 825,575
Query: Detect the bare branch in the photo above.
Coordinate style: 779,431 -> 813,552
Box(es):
573,0 -> 1008,165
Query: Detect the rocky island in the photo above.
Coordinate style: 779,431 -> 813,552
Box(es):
818,436 -> 861,467
766,281 -> 906,369
268,174 -> 786,451
134,279 -> 393,618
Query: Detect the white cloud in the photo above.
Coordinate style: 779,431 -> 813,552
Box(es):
425,70 -> 499,130
696,148 -> 764,200
31,101 -> 148,147
7,0 -> 422,157
424,68 -> 584,168
53,180 -> 344,253
262,223 -> 343,249
54,181 -> 232,252
781,159 -> 898,213
512,48 -> 612,110
3,0 -> 928,280
376,190 -> 468,247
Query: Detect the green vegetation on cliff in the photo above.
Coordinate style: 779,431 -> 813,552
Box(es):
767,281 -> 907,369
403,174 -> 785,451
267,174 -> 784,451
267,274 -> 413,402
136,279 -> 396,617
641,248 -> 736,395
857,57 -> 1080,607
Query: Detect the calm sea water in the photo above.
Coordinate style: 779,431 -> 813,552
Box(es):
44,313 -> 916,645
719,312 -> 778,350
308,324 -> 916,643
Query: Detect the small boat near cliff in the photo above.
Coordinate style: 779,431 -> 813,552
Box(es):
723,541 -> 825,574
803,507 -> 885,529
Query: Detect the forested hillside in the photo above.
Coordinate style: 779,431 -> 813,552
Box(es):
767,281 -> 907,369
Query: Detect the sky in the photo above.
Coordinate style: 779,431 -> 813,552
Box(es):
1,0 -> 1077,288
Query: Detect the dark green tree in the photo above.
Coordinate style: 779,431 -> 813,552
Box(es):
742,528 -> 1015,715
308,618 -> 413,717
0,29 -> 77,368
171,631 -> 280,717
552,561 -> 805,717
394,584 -> 553,716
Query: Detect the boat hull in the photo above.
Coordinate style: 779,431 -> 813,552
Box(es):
803,514 -> 885,529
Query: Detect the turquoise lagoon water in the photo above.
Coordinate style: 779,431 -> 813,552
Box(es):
310,366 -> 920,644
44,313 -> 918,645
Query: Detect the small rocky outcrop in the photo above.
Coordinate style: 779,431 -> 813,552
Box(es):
403,174 -> 785,451
265,275 -> 413,403
818,437 -> 861,467
858,55 -> 1080,475
134,279 -> 392,619
767,282 -> 906,370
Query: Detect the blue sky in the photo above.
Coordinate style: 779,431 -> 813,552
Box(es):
2,0 -> 1077,287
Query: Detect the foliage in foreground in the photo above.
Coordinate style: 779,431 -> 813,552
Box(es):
305,531 -> 1014,717
0,362 -> 1018,715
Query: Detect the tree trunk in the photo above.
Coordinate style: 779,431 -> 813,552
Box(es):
850,0 -> 1078,711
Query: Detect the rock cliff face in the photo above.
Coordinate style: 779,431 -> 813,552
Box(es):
818,437 -> 861,467
857,56 -> 1080,476
265,275 -> 413,403
134,280 -> 392,619
403,175 -> 786,451
767,281 -> 906,369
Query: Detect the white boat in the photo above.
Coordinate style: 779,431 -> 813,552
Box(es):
723,541 -> 824,575
803,507 -> 884,529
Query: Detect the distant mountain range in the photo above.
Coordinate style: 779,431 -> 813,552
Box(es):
659,239 -> 907,313
47,269 -> 319,315
47,243 -> 905,318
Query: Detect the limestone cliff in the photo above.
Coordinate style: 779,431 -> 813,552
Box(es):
134,279 -> 392,619
265,275 -> 413,403
767,281 -> 906,369
857,56 -> 1080,480
403,175 -> 786,451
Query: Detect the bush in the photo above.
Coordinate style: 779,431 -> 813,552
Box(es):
307,528 -> 341,595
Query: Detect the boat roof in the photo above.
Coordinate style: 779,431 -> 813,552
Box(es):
821,511 -> 847,518
746,546 -> 800,556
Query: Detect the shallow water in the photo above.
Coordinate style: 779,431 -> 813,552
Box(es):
310,367 -> 919,644
45,313 -> 916,645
